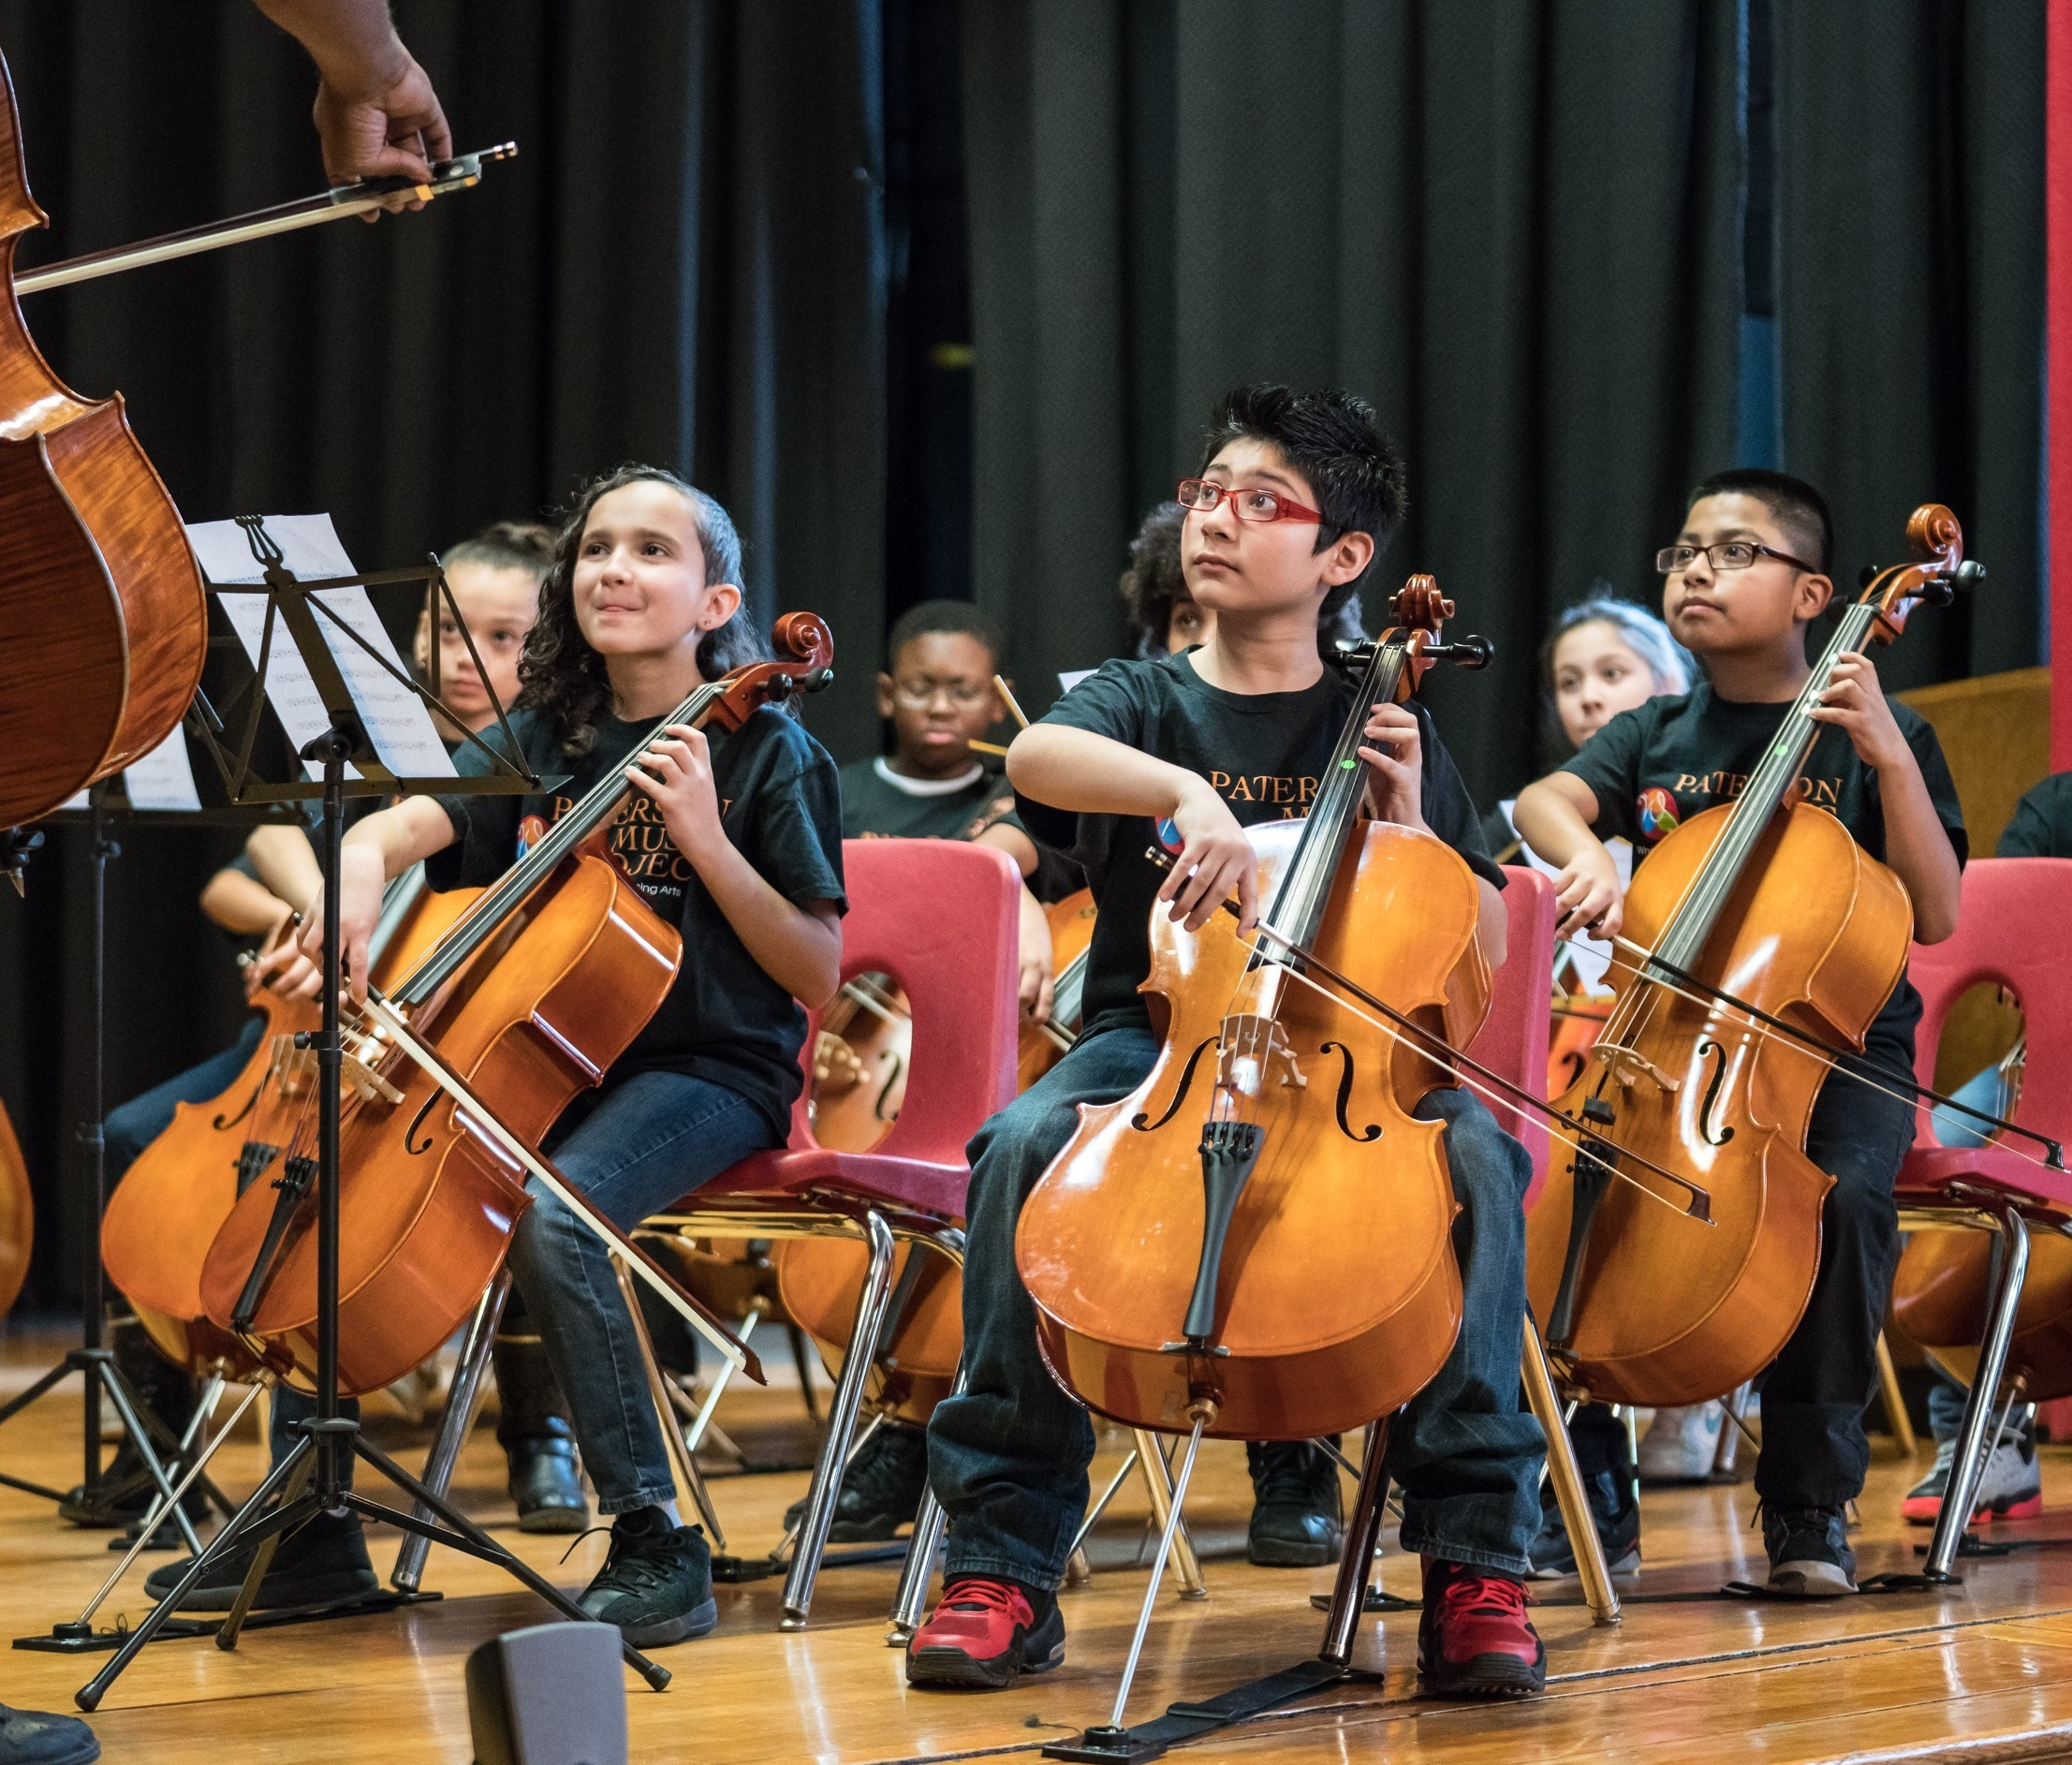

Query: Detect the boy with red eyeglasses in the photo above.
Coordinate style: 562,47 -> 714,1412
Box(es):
904,385 -> 1549,1700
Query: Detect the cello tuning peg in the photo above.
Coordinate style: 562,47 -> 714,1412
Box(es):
1953,559 -> 1986,594
1859,565 -> 1880,589
1432,635 -> 1494,670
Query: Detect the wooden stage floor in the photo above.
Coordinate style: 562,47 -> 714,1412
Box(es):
5,1325 -> 2072,1764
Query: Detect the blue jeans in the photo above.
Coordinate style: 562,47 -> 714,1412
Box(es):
506,1070 -> 775,1514
105,1014 -> 266,1184
926,1023 -> 1547,1590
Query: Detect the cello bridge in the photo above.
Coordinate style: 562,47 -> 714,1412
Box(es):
1594,1044 -> 1680,1095
1215,1015 -> 1306,1100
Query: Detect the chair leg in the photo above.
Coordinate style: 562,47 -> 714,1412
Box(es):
1875,1331 -> 1918,1458
614,1256 -> 726,1550
1712,1383 -> 1752,1478
393,1272 -> 507,1592
1522,1320 -> 1620,1625
1132,1427 -> 1207,1599
885,1358 -> 966,1645
780,1211 -> 899,1630
1925,1205 -> 2032,1581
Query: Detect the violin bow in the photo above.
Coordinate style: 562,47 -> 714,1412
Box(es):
16,144 -> 518,297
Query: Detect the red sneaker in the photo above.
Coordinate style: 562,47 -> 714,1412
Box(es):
904,1578 -> 1065,1689
1418,1558 -> 1546,1699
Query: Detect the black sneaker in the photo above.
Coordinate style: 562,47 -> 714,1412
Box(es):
1761,1503 -> 1857,1597
1246,1438 -> 1345,1567
142,1510 -> 376,1611
1528,1467 -> 1640,1579
507,1434 -> 590,1535
783,1422 -> 931,1543
577,1508 -> 717,1646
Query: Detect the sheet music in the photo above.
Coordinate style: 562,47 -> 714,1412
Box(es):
54,727 -> 203,813
1057,668 -> 1096,694
188,514 -> 456,783
121,727 -> 203,812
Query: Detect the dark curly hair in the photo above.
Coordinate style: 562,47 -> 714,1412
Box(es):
1120,497 -> 1367,660
520,464 -> 769,757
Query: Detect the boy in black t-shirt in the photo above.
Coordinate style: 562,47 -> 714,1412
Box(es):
839,598 -> 1073,1013
907,387 -> 1549,1700
1515,467 -> 1966,1598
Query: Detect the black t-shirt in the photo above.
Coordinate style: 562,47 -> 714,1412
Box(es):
429,704 -> 846,1138
1017,650 -> 1504,1035
1559,682 -> 1967,1058
1997,772 -> 2072,858
838,757 -> 1018,842
838,756 -> 1083,903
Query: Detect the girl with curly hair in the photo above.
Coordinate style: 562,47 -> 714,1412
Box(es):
288,465 -> 846,1648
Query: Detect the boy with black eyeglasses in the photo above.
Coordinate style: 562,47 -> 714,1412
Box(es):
904,385 -> 1549,1700
1515,467 -> 1966,1597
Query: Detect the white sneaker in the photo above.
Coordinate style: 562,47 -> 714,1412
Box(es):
1903,1429 -> 2043,1525
1637,1404 -> 1723,1484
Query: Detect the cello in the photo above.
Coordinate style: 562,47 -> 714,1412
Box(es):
1015,581 -> 1493,1441
1527,506 -> 1976,1405
196,615 -> 833,1395
0,1098 -> 30,1322
0,47 -> 205,829
100,872 -> 479,1377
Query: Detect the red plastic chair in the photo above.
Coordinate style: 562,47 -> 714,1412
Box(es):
1892,859 -> 2072,1576
648,837 -> 1021,1625
1467,864 -> 1557,1202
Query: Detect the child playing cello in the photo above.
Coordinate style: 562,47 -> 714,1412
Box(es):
907,386 -> 1549,1698
1515,467 -> 1965,1596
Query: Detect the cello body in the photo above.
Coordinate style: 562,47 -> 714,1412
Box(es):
1525,801 -> 1911,1406
0,50 -> 205,828
1019,818 -> 1487,1440
199,847 -> 678,1396
103,882 -> 481,1376
1891,1230 -> 2072,1404
0,1098 -> 31,1321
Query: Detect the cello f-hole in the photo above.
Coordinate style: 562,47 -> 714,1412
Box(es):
1319,1041 -> 1382,1143
404,1089 -> 442,1155
1696,1040 -> 1736,1148
1131,1037 -> 1220,1133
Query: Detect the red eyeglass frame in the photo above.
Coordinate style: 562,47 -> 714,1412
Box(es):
1175,478 -> 1325,525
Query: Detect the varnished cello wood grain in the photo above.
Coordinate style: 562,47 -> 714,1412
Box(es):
4,1316 -> 2072,1765
1527,801 -> 1913,1406
0,49 -> 204,824
198,859 -> 679,1395
0,1096 -> 29,1319
1019,820 -> 1481,1440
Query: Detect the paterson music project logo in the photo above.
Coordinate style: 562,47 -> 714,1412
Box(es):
516,813 -> 550,860
1636,787 -> 1681,843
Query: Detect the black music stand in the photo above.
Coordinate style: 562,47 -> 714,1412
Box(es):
54,515 -> 674,1704
0,782 -> 299,1551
